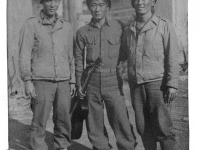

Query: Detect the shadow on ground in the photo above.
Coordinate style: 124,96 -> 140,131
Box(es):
9,119 -> 92,150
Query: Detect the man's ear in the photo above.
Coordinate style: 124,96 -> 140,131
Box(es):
106,7 -> 110,11
131,0 -> 135,8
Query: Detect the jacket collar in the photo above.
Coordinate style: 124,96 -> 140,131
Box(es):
38,10 -> 63,31
130,14 -> 159,33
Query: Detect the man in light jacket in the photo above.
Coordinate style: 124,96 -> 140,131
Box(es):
19,0 -> 75,149
119,0 -> 179,149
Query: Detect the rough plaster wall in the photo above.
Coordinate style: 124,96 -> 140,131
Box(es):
174,0 -> 188,61
155,0 -> 172,21
7,0 -> 32,90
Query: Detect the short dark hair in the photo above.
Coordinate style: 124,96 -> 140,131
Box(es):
86,0 -> 111,9
40,0 -> 44,4
131,0 -> 157,8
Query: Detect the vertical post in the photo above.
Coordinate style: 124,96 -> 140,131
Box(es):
76,0 -> 84,29
172,0 -> 177,26
68,0 -> 77,32
63,0 -> 84,33
63,0 -> 69,21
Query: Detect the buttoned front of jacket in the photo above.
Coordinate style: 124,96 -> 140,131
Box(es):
120,15 -> 179,88
75,19 -> 122,86
19,11 -> 75,83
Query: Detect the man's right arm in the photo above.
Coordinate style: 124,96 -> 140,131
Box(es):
74,30 -> 85,87
19,20 -> 35,98
74,29 -> 86,98
117,28 -> 128,78
19,20 -> 34,81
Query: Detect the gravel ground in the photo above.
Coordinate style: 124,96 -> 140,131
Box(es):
8,75 -> 188,150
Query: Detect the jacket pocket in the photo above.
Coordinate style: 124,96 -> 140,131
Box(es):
32,35 -> 43,62
107,38 -> 120,58
151,42 -> 164,62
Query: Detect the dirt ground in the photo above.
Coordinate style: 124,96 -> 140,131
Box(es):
8,74 -> 188,150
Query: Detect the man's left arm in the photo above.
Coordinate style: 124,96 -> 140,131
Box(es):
163,21 -> 179,102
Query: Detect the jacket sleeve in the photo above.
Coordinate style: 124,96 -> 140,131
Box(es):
19,20 -> 34,81
68,25 -> 75,84
117,28 -> 128,77
74,29 -> 85,86
163,21 -> 179,89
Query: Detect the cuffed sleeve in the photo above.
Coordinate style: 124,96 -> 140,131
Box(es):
163,21 -> 179,89
74,30 -> 85,86
19,20 -> 34,81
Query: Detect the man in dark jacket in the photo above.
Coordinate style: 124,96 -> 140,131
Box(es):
75,0 -> 137,150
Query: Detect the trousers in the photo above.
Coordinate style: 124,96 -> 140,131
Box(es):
86,72 -> 137,150
29,80 -> 71,150
129,80 -> 176,150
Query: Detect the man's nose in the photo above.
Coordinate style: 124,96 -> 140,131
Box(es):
138,0 -> 143,5
95,5 -> 101,11
50,1 -> 55,7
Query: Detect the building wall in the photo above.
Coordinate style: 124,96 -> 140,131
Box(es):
8,0 -> 32,94
173,0 -> 188,62
155,0 -> 172,21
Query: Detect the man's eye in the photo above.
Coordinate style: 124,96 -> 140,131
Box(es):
91,4 -> 97,7
99,4 -> 105,7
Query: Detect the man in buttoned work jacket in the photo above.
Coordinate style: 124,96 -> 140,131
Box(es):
119,0 -> 179,150
74,0 -> 137,150
19,0 -> 75,149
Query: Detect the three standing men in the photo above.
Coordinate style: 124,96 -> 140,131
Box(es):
120,0 -> 179,150
19,0 -> 75,149
19,0 -> 179,150
75,0 -> 137,150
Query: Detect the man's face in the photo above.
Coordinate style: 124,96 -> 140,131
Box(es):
42,0 -> 61,17
89,0 -> 109,21
131,0 -> 155,15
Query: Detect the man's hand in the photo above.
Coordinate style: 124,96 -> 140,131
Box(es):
70,84 -> 76,97
164,87 -> 177,104
24,80 -> 36,99
77,85 -> 85,99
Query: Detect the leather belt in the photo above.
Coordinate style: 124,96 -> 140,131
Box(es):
95,68 -> 116,73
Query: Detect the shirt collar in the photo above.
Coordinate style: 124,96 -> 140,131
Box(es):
130,14 -> 159,33
88,17 -> 111,31
39,10 -> 59,25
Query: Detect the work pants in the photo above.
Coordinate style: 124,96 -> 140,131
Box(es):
86,72 -> 137,150
129,80 -> 176,150
29,80 -> 71,150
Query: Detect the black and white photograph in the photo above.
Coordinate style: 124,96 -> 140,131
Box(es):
5,0 -> 191,150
